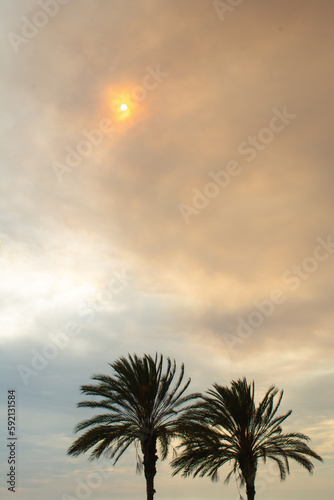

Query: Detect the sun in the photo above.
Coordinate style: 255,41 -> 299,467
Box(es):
109,92 -> 134,121
106,87 -> 142,123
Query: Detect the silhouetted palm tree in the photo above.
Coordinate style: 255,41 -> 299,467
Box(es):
67,353 -> 196,500
172,377 -> 322,500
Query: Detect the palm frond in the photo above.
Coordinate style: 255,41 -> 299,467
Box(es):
171,377 -> 323,496
67,353 -> 195,474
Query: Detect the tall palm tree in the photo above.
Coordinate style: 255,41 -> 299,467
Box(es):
67,353 -> 196,500
172,377 -> 323,500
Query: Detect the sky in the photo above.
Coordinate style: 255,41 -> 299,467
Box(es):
1,0 -> 333,499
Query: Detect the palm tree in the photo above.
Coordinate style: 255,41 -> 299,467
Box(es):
67,353 -> 196,500
172,377 -> 323,500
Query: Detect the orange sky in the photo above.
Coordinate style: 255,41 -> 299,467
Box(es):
1,1 -> 333,499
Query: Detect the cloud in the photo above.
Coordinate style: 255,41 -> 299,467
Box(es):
1,1 -> 333,499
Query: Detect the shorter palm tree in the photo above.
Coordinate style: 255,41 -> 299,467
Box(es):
67,353 -> 196,500
172,378 -> 323,500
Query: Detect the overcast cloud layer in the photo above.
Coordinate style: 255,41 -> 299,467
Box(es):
1,1 -> 334,499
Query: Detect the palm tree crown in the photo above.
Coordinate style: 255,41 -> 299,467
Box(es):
67,353 -> 196,500
172,377 -> 323,500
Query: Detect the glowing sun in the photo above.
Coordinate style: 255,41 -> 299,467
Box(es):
106,87 -> 139,123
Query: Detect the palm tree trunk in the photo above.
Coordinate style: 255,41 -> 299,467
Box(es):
145,470 -> 155,500
143,436 -> 158,500
245,480 -> 255,500
241,465 -> 256,500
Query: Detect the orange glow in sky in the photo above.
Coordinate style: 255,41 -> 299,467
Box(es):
106,87 -> 137,123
